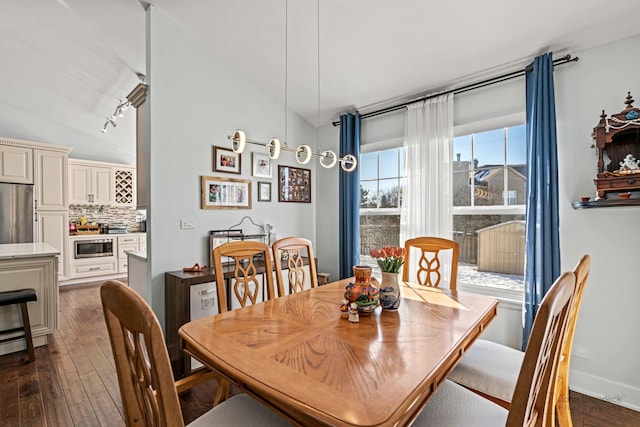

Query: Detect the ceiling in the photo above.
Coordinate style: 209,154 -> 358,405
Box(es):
1,0 -> 639,160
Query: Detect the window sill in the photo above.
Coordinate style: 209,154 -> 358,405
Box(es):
457,282 -> 523,307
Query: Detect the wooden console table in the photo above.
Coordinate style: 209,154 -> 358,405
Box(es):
165,257 -> 319,379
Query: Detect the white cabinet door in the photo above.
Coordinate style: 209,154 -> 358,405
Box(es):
68,162 -> 114,205
34,149 -> 68,211
93,166 -> 114,205
0,145 -> 33,184
35,211 -> 68,281
68,163 -> 92,204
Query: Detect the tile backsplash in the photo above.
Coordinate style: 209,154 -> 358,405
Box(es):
69,205 -> 146,232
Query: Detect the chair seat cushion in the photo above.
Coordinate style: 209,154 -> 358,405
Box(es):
188,394 -> 291,426
447,339 -> 524,403
0,288 -> 37,306
411,380 -> 508,426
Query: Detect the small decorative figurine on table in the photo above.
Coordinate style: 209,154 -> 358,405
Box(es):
340,299 -> 349,319
348,303 -> 359,323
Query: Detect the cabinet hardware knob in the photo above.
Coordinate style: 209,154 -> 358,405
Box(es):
628,179 -> 635,185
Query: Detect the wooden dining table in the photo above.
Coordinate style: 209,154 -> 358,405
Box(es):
179,278 -> 498,426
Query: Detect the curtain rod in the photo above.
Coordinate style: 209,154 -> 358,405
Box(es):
331,54 -> 578,127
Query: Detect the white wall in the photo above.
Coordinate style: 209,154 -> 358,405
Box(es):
555,34 -> 640,409
147,7 -> 316,330
316,33 -> 640,410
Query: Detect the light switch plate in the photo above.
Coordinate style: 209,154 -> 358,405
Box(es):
180,219 -> 195,229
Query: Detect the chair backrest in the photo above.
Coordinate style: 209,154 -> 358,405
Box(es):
402,237 -> 459,290
507,271 -> 576,427
271,236 -> 318,297
554,254 -> 591,425
100,280 -> 185,427
212,240 -> 276,312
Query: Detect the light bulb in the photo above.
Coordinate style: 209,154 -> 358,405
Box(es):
231,130 -> 246,153
268,138 -> 281,159
296,145 -> 312,164
341,154 -> 358,172
319,150 -> 337,168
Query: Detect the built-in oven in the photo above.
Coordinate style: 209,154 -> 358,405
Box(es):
74,238 -> 114,259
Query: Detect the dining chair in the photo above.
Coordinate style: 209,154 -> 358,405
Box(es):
271,236 -> 318,297
412,270 -> 576,427
402,236 -> 460,290
100,280 -> 289,426
212,240 -> 276,312
447,255 -> 590,420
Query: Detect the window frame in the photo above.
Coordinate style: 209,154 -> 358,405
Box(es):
358,117 -> 526,300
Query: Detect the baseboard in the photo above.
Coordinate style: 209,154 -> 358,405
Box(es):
570,369 -> 640,412
59,273 -> 127,286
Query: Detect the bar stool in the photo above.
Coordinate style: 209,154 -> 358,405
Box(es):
0,288 -> 38,362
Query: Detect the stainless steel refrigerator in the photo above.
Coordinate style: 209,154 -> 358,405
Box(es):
0,183 -> 34,244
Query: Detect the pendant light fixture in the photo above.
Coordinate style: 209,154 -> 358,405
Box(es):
227,0 -> 357,172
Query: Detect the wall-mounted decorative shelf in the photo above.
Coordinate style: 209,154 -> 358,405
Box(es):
572,198 -> 640,209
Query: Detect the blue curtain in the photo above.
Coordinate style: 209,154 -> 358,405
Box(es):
523,53 -> 561,349
339,112 -> 361,279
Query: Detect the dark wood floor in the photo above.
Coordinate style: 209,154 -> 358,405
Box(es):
0,281 -> 638,426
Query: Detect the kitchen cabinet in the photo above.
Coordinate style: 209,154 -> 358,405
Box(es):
118,234 -> 142,273
67,234 -> 119,279
68,160 -> 114,205
0,244 -> 59,356
114,166 -> 136,206
68,159 -> 136,206
0,144 -> 32,184
34,149 -> 68,211
35,211 -> 69,280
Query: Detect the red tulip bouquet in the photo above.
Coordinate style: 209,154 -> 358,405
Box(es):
369,246 -> 405,273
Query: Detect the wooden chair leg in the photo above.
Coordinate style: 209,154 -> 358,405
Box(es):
20,302 -> 35,363
213,378 -> 231,407
556,387 -> 573,427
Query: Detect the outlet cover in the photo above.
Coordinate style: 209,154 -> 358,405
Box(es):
573,347 -> 590,359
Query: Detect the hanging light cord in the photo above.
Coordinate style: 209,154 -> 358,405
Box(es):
284,0 -> 288,147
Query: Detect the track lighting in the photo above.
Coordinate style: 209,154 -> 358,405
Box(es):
101,99 -> 131,134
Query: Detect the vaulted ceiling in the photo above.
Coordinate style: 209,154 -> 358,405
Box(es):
1,0 -> 638,161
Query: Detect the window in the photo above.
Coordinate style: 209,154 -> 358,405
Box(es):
358,125 -> 526,294
453,125 -> 526,294
359,147 -> 404,273
360,148 -> 404,209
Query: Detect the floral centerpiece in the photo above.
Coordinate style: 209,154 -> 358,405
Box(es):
369,246 -> 405,273
370,246 -> 405,311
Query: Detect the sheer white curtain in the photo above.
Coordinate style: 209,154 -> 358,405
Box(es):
400,94 -> 454,279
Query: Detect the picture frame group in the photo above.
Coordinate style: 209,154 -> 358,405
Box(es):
201,175 -> 251,209
278,165 -> 311,203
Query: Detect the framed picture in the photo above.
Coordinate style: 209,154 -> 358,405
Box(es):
201,176 -> 251,209
252,152 -> 272,178
213,146 -> 241,174
278,165 -> 311,203
257,181 -> 271,202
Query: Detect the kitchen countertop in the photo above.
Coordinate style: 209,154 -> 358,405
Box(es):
69,232 -> 146,239
0,243 -> 60,260
127,250 -> 147,262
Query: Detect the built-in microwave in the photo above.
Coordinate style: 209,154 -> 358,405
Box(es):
74,238 -> 114,259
